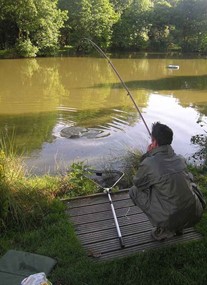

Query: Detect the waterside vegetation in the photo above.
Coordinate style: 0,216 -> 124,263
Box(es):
0,0 -> 207,58
0,144 -> 207,284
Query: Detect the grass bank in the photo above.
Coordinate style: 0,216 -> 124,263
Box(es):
0,151 -> 207,285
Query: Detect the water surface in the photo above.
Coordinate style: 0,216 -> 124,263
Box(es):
0,55 -> 206,174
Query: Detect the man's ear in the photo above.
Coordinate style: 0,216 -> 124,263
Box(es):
151,138 -> 159,148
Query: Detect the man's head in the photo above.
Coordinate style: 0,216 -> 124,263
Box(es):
151,122 -> 173,147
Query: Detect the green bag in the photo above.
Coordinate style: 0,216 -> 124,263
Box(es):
0,250 -> 57,285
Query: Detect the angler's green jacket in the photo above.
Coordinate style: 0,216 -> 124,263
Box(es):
129,145 -> 204,231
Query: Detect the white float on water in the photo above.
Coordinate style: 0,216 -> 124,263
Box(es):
167,64 -> 180,70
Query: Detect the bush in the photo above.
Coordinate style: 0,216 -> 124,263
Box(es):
200,34 -> 207,53
57,162 -> 98,198
15,38 -> 39,58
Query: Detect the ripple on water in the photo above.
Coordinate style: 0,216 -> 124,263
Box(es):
53,107 -> 135,139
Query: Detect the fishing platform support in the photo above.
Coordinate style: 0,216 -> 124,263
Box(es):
87,170 -> 125,249
85,38 -> 151,137
106,188 -> 125,248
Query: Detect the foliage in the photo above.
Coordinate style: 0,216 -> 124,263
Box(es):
59,0 -> 118,50
89,0 -> 119,49
56,0 -> 207,53
171,0 -> 207,52
0,0 -> 68,57
191,118 -> 207,168
116,148 -> 142,187
15,38 -> 39,57
57,162 -> 98,198
1,0 -> 207,53
191,133 -> 207,163
147,0 -> 174,51
109,0 -> 132,12
200,33 -> 207,53
111,0 -> 151,50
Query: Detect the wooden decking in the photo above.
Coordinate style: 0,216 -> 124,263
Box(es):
66,190 -> 202,261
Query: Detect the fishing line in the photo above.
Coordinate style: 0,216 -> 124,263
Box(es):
84,38 -> 151,136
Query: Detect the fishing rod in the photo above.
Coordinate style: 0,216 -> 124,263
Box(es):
84,38 -> 151,136
84,39 -> 151,249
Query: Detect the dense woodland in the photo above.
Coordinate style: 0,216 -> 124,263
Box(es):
0,0 -> 207,57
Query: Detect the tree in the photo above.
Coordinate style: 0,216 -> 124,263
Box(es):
58,0 -> 118,50
89,0 -> 118,48
111,0 -> 152,50
147,1 -> 173,51
172,0 -> 207,52
0,0 -> 68,56
58,0 -> 91,49
0,0 -> 18,49
109,0 -> 132,12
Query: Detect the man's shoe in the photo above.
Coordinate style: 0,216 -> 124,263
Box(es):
151,227 -> 175,241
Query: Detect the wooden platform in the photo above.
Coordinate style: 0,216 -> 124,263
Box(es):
65,190 -> 202,261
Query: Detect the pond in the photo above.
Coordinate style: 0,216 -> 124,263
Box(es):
0,54 -> 207,175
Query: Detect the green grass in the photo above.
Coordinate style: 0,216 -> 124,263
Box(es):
0,198 -> 207,285
0,147 -> 207,285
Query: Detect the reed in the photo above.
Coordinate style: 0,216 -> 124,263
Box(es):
0,143 -> 97,231
0,130 -> 59,230
0,129 -> 141,231
0,149 -> 50,230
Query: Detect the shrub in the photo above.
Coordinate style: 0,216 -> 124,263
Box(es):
15,38 -> 39,58
57,162 -> 98,198
200,34 -> 207,53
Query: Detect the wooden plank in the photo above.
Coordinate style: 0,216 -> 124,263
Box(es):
99,232 -> 202,261
118,212 -> 149,226
66,191 -> 203,261
68,206 -> 142,225
78,221 -> 152,245
65,190 -> 129,208
113,199 -> 134,209
109,192 -> 130,201
66,196 -> 109,208
82,228 -> 198,254
68,202 -> 111,216
75,219 -> 116,234
75,213 -> 149,234
68,199 -> 134,216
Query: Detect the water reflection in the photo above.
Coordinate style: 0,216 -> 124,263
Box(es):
25,93 -> 207,175
0,56 -> 207,174
95,74 -> 207,91
0,113 -> 57,155
0,59 -> 67,114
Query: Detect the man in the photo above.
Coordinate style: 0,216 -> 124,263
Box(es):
129,122 -> 205,241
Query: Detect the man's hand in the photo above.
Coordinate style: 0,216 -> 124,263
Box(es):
147,143 -> 154,152
147,138 -> 158,152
